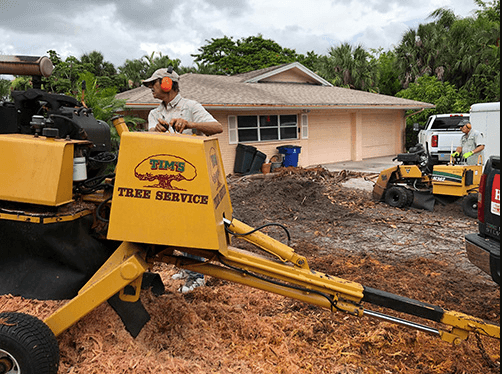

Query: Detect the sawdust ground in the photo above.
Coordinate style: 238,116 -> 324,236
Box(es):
0,166 -> 499,373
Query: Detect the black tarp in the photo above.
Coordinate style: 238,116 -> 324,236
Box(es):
0,213 -> 168,337
0,215 -> 117,300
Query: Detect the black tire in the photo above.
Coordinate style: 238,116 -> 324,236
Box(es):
462,194 -> 478,219
384,186 -> 409,208
405,188 -> 414,206
0,312 -> 59,374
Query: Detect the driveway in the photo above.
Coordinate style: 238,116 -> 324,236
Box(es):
320,155 -> 400,174
317,155 -> 401,191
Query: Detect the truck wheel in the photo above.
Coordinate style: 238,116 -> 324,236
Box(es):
0,312 -> 59,374
384,186 -> 409,208
462,194 -> 478,219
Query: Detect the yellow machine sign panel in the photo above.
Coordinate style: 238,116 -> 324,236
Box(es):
398,165 -> 423,178
0,134 -> 76,206
107,132 -> 233,251
431,164 -> 482,196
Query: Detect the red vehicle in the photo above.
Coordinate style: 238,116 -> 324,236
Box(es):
465,156 -> 500,285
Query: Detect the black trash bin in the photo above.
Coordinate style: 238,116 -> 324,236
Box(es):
234,144 -> 257,174
248,150 -> 266,174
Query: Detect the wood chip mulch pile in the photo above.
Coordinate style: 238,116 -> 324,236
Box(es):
1,166 -> 499,373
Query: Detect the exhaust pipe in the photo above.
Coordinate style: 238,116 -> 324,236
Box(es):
0,55 -> 54,77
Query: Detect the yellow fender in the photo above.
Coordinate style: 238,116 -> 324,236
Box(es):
372,166 -> 398,201
373,165 -> 427,201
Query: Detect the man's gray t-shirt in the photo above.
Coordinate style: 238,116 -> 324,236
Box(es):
460,129 -> 485,165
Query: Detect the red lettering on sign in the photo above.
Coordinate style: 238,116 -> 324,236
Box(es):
491,174 -> 500,216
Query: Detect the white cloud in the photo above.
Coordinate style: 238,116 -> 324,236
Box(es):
0,0 -> 481,69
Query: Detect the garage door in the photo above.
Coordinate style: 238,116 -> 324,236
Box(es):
362,112 -> 397,158
308,112 -> 352,164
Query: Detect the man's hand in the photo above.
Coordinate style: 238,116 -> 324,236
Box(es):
170,118 -> 191,133
451,151 -> 460,157
154,118 -> 170,132
463,151 -> 474,158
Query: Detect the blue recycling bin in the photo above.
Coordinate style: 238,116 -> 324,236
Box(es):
277,145 -> 301,167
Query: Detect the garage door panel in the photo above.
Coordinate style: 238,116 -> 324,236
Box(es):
309,113 -> 351,164
362,113 -> 396,158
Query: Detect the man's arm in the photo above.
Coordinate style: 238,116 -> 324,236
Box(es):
170,118 -> 223,136
148,110 -> 164,131
472,144 -> 485,154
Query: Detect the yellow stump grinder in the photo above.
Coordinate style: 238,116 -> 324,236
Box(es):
0,56 -> 499,374
373,143 -> 483,218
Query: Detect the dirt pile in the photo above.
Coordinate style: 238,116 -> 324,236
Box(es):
1,166 -> 499,373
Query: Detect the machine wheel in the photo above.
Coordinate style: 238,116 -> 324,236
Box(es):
405,188 -> 414,206
462,194 -> 479,219
384,186 -> 409,208
0,312 -> 59,374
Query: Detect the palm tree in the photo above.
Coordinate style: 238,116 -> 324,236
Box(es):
449,5 -> 500,101
142,52 -> 181,76
395,8 -> 456,88
317,43 -> 376,91
118,58 -> 149,88
118,52 -> 182,88
80,51 -> 116,77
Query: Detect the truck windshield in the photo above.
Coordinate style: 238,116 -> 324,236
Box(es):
430,116 -> 469,130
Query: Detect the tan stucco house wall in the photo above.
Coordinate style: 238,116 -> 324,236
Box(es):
117,63 -> 433,175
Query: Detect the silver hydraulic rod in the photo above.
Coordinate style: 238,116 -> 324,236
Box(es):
364,309 -> 440,336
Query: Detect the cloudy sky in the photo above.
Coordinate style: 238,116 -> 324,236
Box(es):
0,0 -> 480,70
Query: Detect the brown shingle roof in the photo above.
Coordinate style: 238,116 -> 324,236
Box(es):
233,64 -> 290,81
117,64 -> 434,111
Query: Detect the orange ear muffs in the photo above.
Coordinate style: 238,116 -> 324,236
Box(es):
160,76 -> 172,92
466,123 -> 472,130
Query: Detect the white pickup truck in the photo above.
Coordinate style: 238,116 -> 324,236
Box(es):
417,113 -> 469,164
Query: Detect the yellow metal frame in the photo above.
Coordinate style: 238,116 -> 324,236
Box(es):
41,117 -> 499,344
43,222 -> 500,343
0,212 -> 42,223
0,210 -> 92,224
44,242 -> 150,336
157,246 -> 364,316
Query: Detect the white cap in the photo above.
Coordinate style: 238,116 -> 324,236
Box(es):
142,68 -> 179,85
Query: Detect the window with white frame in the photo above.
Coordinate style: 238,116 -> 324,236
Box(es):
232,114 -> 298,143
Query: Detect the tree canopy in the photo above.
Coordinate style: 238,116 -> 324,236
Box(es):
191,35 -> 308,75
315,43 -> 377,91
393,1 -> 499,103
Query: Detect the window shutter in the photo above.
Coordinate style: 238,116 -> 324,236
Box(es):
228,115 -> 238,144
301,114 -> 308,139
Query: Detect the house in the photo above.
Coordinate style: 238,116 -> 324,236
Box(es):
116,62 -> 434,175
